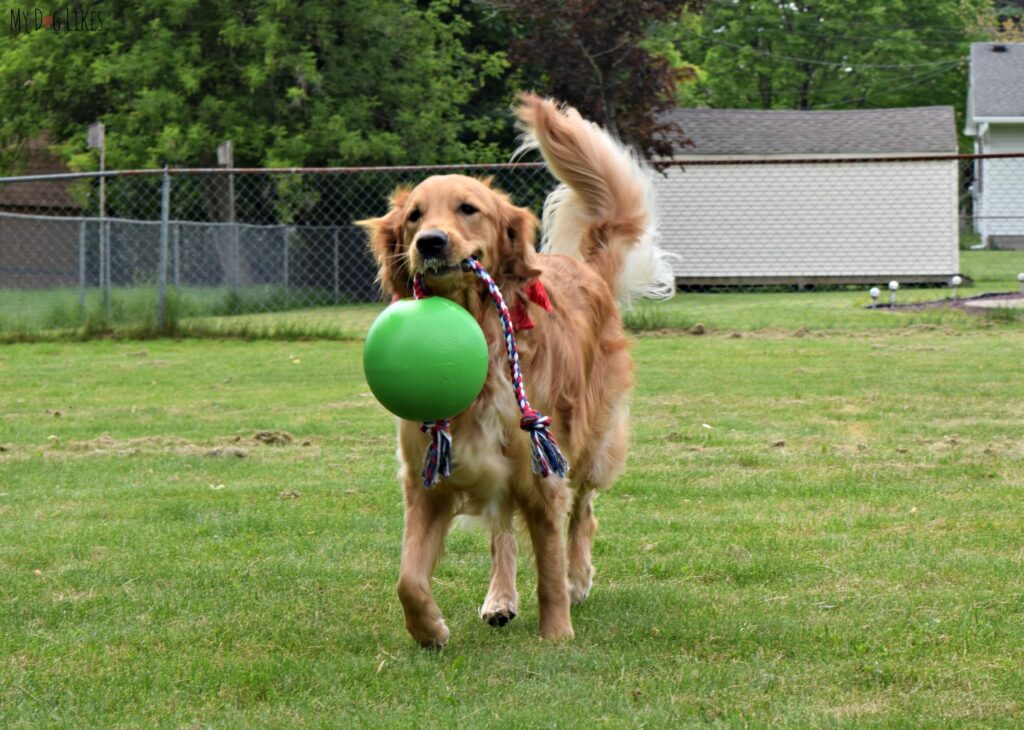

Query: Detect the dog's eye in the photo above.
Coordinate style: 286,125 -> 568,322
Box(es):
458,203 -> 478,216
408,209 -> 422,224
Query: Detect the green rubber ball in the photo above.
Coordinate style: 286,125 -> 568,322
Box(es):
363,297 -> 488,422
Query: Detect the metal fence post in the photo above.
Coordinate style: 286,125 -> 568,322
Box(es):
233,224 -> 241,289
230,175 -> 240,290
173,222 -> 181,288
77,218 -> 87,321
333,227 -> 340,303
282,226 -> 290,293
103,218 -> 111,317
157,165 -> 171,329
219,140 -> 239,289
98,165 -> 108,318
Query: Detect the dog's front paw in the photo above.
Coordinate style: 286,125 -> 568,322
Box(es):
407,618 -> 450,649
418,633 -> 449,650
540,622 -> 575,642
569,565 -> 593,606
480,593 -> 519,628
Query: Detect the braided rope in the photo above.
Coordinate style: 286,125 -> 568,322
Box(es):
411,260 -> 569,486
412,274 -> 427,301
462,257 -> 568,479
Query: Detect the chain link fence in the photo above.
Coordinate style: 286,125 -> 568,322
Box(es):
2,154 -> 1023,337
0,163 -> 554,336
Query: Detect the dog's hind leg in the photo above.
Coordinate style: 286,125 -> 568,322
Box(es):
480,503 -> 519,627
521,481 -> 574,641
569,404 -> 628,605
567,488 -> 597,605
396,483 -> 455,649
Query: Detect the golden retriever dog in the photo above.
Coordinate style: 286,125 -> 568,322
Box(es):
359,93 -> 673,647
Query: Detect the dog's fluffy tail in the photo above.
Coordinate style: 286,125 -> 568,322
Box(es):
513,93 -> 675,305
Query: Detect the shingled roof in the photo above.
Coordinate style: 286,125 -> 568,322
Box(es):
661,107 -> 957,157
967,42 -> 1024,123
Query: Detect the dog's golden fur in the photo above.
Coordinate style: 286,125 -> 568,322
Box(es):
359,94 -> 672,646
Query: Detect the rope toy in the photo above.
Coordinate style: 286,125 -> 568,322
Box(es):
412,256 -> 569,487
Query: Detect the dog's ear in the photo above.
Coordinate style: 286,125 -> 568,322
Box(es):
357,187 -> 412,298
497,200 -> 541,283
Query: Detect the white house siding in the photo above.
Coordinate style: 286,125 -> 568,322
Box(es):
655,159 -> 959,282
976,124 -> 1024,244
986,124 -> 1024,148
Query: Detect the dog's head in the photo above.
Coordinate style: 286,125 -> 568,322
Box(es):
358,175 -> 540,298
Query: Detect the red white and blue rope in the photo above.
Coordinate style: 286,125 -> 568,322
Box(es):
412,257 -> 569,487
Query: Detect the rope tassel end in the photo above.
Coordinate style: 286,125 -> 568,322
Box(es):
420,419 -> 452,488
521,409 -> 569,479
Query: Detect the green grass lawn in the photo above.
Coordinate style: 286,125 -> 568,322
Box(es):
3,322 -> 1024,726
0,285 -> 375,341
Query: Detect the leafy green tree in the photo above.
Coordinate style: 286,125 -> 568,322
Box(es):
0,0 -> 510,173
643,10 -> 707,108
991,0 -> 1024,39
486,0 -> 700,159
678,0 -> 991,113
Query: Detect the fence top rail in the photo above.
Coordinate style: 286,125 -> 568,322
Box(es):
0,209 -> 381,228
0,161 -> 548,185
660,151 -> 1024,167
2,151 -> 1024,185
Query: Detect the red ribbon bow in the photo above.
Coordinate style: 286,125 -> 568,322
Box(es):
510,279 -> 552,332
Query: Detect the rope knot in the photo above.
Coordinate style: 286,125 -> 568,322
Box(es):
519,407 -> 551,431
518,406 -> 567,479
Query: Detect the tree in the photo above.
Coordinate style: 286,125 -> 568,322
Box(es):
487,1 -> 701,159
0,0 -> 510,173
990,0 -> 1024,39
679,0 -> 991,114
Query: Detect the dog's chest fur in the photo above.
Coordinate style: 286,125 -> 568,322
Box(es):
447,366 -> 528,515
398,359 -> 531,517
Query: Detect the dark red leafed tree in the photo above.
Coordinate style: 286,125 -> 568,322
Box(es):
489,0 -> 699,159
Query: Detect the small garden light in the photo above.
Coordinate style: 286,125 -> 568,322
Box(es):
888,280 -> 899,307
950,275 -> 962,299
869,286 -> 880,308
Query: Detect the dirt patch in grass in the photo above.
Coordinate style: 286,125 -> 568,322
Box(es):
66,434 -> 248,459
0,430 -> 314,461
252,430 -> 294,446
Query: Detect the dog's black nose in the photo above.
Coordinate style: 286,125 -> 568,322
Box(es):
416,230 -> 449,259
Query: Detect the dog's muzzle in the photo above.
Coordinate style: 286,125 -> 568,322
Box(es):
415,229 -> 449,261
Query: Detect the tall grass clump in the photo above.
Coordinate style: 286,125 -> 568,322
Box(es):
622,301 -> 696,332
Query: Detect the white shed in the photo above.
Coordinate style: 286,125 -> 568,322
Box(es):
655,107 -> 960,287
965,42 -> 1024,249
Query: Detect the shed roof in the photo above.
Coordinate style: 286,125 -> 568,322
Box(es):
968,42 -> 1024,121
661,107 -> 957,157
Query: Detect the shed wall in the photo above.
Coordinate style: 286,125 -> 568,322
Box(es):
655,160 -> 959,282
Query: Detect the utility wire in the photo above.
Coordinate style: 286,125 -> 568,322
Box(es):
685,26 -> 985,48
690,58 -> 964,108
813,61 -> 965,108
703,37 -> 966,70
699,0 -> 998,37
